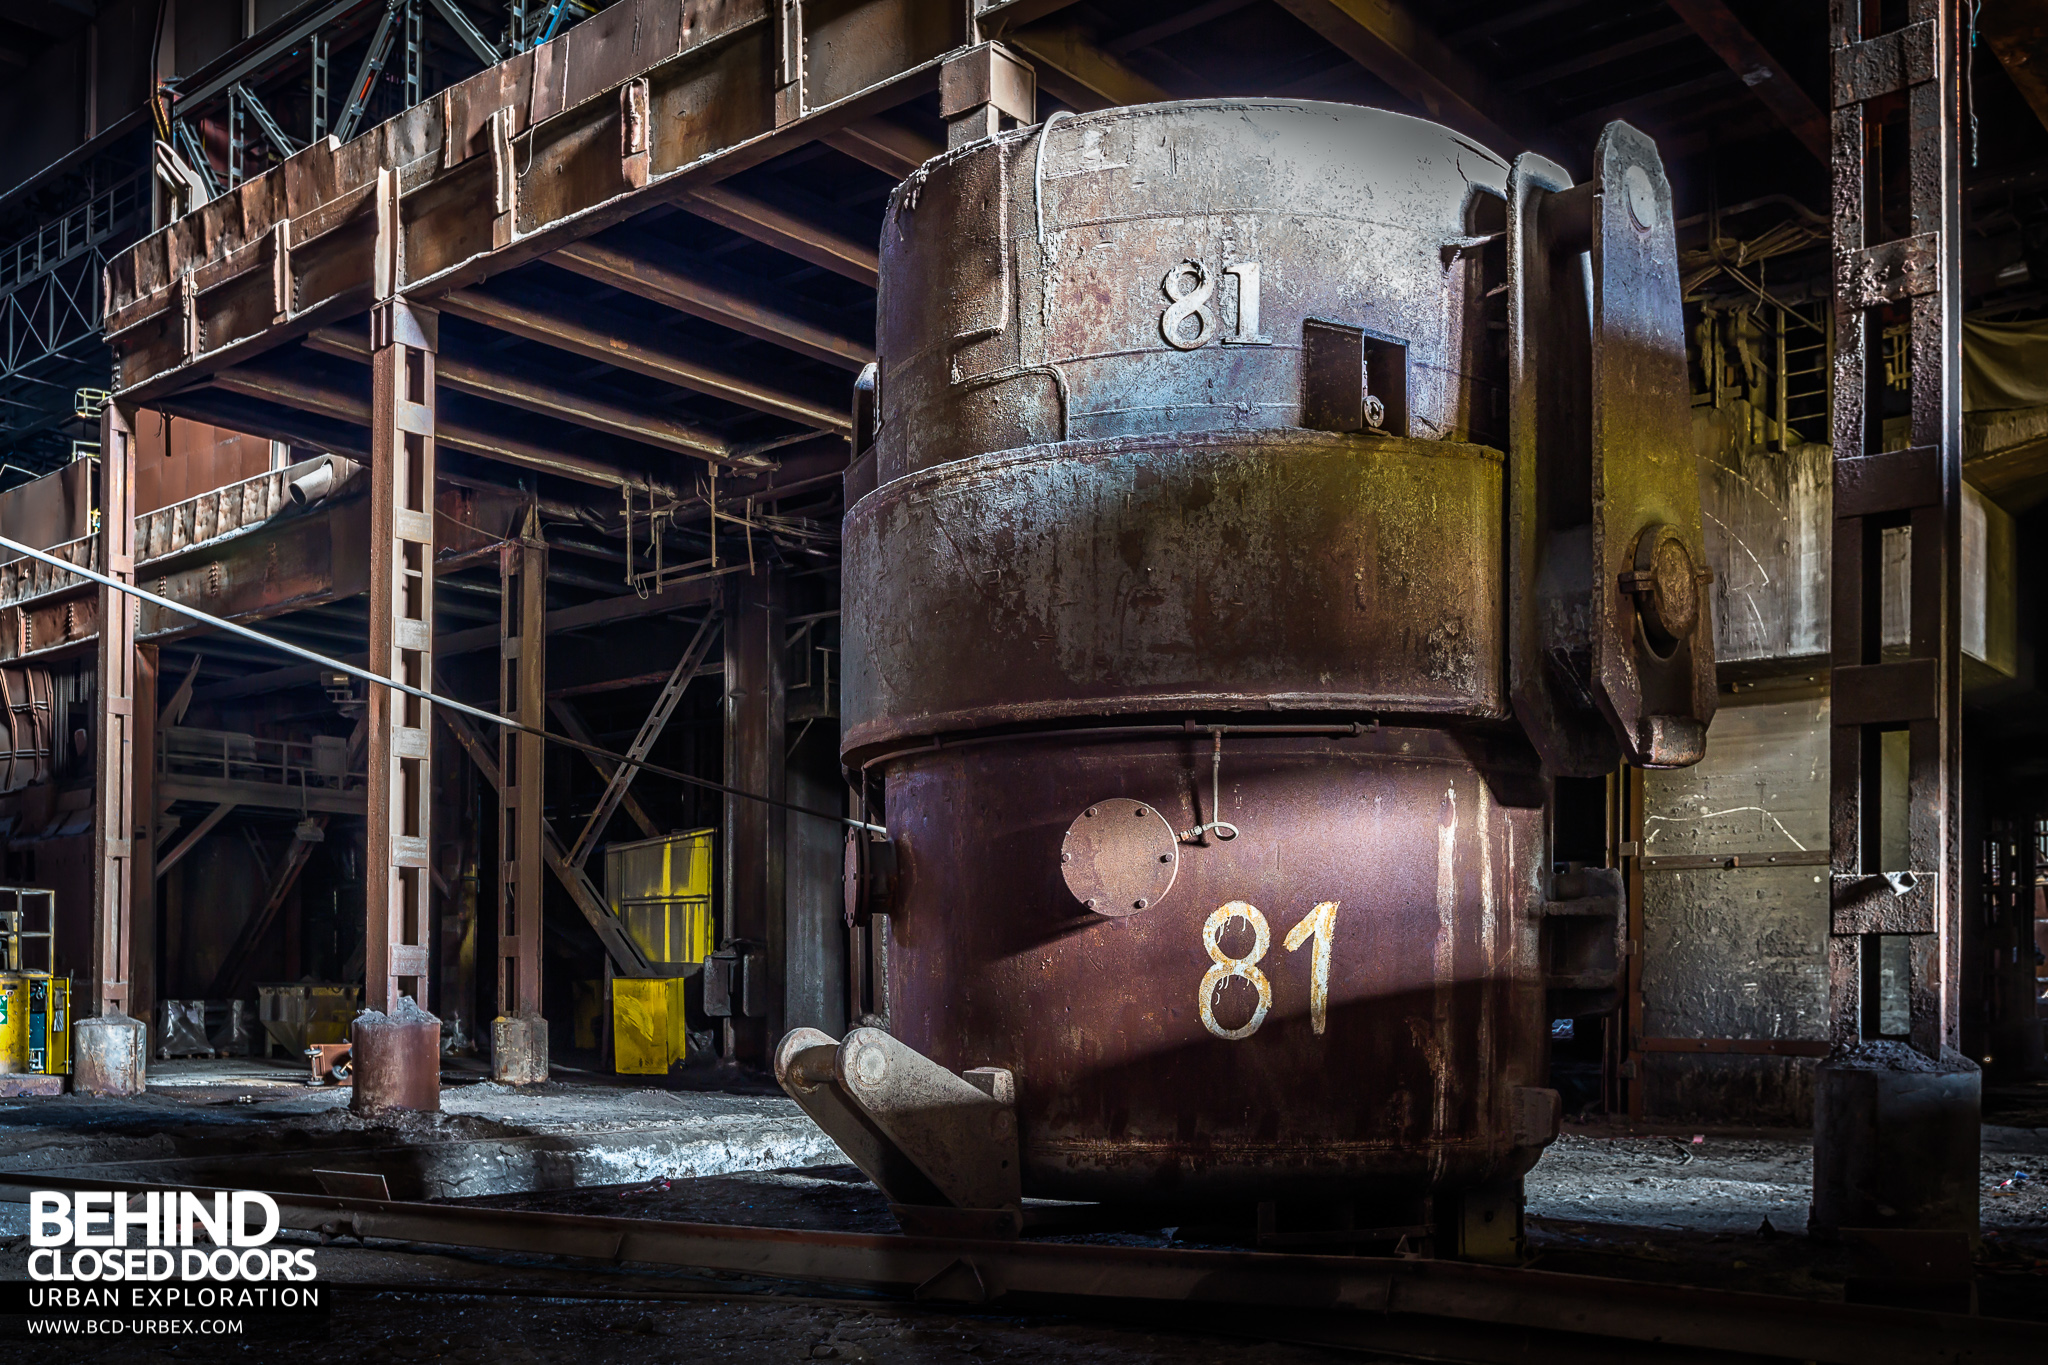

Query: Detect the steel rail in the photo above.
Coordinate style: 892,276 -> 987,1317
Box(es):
0,1173 -> 2029,1364
0,531 -> 882,835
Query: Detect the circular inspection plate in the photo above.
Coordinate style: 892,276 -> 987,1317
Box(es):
1060,798 -> 1179,916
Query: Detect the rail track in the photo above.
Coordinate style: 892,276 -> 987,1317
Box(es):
0,1172 -> 2033,1365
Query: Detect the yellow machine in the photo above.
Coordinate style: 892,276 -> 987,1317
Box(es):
604,831 -> 714,1074
604,829 -> 715,966
256,983 -> 361,1055
611,975 -> 692,1075
0,888 -> 69,1077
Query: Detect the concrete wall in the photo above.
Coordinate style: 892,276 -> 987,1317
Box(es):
1696,402 -> 1831,666
1640,683 -> 1831,1127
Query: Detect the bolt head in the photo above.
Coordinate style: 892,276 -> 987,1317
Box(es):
1624,164 -> 1658,230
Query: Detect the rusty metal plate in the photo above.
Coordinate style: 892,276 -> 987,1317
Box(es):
842,430 -> 1504,758
883,728 -> 1551,1206
1060,798 -> 1178,916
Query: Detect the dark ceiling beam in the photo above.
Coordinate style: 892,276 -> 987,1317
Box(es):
154,389 -> 372,460
192,576 -> 726,705
551,237 -> 875,372
1653,106 -> 1787,162
679,186 -> 880,288
1664,0 -> 1827,161
1005,22 -> 1174,110
820,117 -> 945,180
973,0 -> 1085,35
1983,0 -> 2048,137
1454,0 -> 1589,45
437,287 -> 849,433
1502,21 -> 1696,93
1107,0 -> 1259,54
301,325 -> 755,466
1270,0 -> 1529,152
1563,66 -> 1740,135
208,364 -> 692,496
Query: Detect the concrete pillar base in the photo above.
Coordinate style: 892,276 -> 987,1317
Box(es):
73,1012 -> 148,1096
351,998 -> 441,1114
491,1013 -> 549,1084
1811,1042 -> 1981,1236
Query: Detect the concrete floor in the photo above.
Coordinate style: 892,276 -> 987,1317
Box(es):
0,1062 -> 2043,1360
0,1058 -> 840,1209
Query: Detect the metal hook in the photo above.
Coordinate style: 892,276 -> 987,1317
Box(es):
1180,729 -> 1240,844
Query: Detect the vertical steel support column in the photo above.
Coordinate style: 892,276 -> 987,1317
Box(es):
367,304 -> 437,1018
491,529 -> 548,1082
312,30 -> 329,140
720,568 -> 785,1065
358,167 -> 441,1109
228,89 -> 244,188
79,400 -> 147,1095
774,0 -> 805,124
90,402 -> 138,1019
1814,0 -> 1979,1236
130,644 -> 158,1033
403,0 -> 423,109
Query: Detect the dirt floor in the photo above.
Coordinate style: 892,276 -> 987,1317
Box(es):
0,1065 -> 2043,1362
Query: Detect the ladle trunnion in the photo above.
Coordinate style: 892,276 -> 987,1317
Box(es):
778,101 -> 1713,1259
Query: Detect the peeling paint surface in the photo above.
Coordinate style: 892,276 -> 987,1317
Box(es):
1641,690 -> 1830,1121
881,731 -> 1548,1204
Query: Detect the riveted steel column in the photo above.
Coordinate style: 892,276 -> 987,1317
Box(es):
80,399 -> 148,1095
1814,0 -> 1978,1236
492,528 -> 548,1082
91,399 -> 138,1020
130,644 -> 158,1032
360,261 -> 442,1109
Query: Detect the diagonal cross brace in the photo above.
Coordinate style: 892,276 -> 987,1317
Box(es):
437,700 -> 651,978
546,699 -> 659,839
205,816 -> 325,1000
566,610 -> 720,870
156,801 -> 235,878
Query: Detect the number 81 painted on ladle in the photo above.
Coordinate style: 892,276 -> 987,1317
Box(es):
1199,900 -> 1336,1040
1160,260 -> 1271,351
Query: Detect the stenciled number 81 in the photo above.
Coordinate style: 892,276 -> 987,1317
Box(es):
1198,900 -> 1336,1041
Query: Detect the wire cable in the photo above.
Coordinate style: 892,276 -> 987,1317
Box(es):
0,531 -> 882,835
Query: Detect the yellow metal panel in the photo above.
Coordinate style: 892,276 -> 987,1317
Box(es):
604,830 -> 716,967
674,829 -> 713,898
611,976 -> 689,1074
29,977 -> 67,1075
44,978 -> 68,1075
680,898 -> 714,963
0,976 -> 24,1074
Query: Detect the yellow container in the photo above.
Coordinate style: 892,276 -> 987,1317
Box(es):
611,976 -> 690,1075
604,830 -> 715,967
0,974 -> 67,1074
0,974 -> 24,1074
28,976 -> 67,1075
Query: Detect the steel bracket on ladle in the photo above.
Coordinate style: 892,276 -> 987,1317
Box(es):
775,1027 -> 1023,1238
1507,121 -> 1716,775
